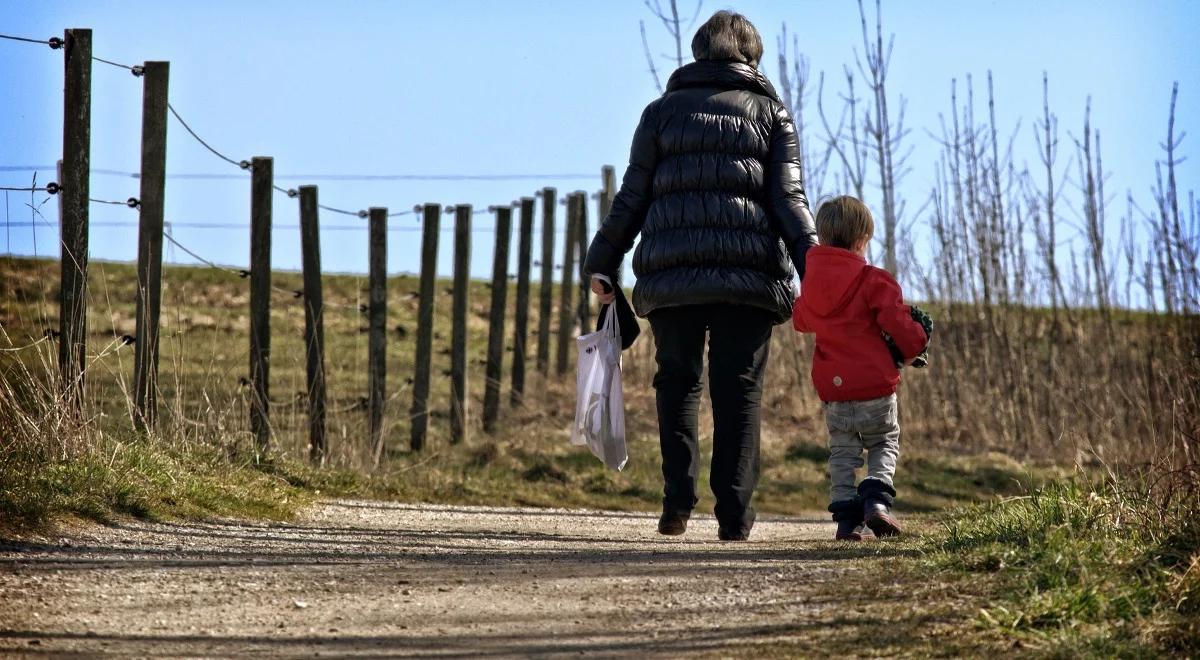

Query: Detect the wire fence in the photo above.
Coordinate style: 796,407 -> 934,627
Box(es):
2,26 -> 600,274
1,26 -> 615,458
2,165 -> 602,182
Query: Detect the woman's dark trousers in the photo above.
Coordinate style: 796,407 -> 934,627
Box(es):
648,303 -> 774,534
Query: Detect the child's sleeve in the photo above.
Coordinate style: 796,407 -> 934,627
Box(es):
866,271 -> 928,360
792,296 -> 812,333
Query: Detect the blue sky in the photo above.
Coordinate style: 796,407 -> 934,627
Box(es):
2,0 -> 1197,282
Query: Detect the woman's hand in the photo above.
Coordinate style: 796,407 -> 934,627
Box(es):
591,275 -> 616,305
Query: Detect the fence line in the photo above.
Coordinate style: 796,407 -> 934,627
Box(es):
3,165 -> 605,182
6,219 -> 544,232
0,25 -> 621,469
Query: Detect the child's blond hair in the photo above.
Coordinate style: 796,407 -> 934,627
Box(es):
816,196 -> 874,249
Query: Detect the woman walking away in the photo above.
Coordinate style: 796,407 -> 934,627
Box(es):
583,10 -> 817,541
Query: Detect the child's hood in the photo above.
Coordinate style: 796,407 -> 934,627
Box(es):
799,245 -> 870,317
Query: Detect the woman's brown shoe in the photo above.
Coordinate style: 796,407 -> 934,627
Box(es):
657,511 -> 689,536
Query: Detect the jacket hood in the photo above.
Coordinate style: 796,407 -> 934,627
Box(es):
665,60 -> 781,103
800,246 -> 870,317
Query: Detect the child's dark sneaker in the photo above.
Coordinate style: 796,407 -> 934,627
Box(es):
828,498 -> 864,541
858,479 -> 900,537
863,500 -> 902,537
835,519 -> 863,541
657,510 -> 690,536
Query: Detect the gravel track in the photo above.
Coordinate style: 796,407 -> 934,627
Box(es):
0,501 -> 972,657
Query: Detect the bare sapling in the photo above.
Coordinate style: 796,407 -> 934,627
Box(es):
855,0 -> 910,275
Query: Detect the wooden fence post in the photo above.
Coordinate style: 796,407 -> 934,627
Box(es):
410,203 -> 440,451
450,204 -> 472,444
299,186 -> 327,465
601,165 -> 617,285
249,156 -> 273,458
133,59 -> 167,432
556,193 -> 578,376
601,165 -> 616,214
367,207 -> 388,467
511,197 -> 534,406
483,206 -> 512,433
576,191 -> 590,334
59,28 -> 92,414
536,187 -> 555,376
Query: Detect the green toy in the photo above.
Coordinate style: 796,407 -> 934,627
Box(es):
882,304 -> 933,369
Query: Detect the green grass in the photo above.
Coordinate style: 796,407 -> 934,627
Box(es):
1,254 -> 1049,532
928,474 -> 1200,656
2,253 -> 1195,657
0,435 -> 319,531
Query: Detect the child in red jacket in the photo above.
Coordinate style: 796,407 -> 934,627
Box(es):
793,196 -> 929,541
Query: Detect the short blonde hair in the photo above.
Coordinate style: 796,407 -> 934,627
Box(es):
816,196 -> 874,249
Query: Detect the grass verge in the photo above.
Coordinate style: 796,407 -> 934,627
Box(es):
928,471 -> 1200,656
0,436 -> 331,534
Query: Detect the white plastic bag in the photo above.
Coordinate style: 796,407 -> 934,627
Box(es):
570,276 -> 628,471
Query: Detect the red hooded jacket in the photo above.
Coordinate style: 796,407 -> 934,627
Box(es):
793,246 -> 928,402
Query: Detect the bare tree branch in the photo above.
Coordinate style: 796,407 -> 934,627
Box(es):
639,20 -> 664,94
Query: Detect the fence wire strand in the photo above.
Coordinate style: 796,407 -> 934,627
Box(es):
167,103 -> 246,169
89,197 -> 137,208
92,55 -> 134,71
13,219 -> 553,234
162,231 -> 246,277
158,230 -> 370,312
3,166 -> 598,182
0,33 -> 52,46
318,203 -> 368,218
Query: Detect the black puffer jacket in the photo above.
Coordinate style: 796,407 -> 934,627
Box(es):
583,60 -> 817,324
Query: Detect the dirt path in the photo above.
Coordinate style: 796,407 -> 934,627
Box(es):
0,501 -> 982,657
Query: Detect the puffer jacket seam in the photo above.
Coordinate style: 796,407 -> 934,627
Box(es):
641,225 -> 777,240
650,189 -> 766,203
658,149 -> 766,159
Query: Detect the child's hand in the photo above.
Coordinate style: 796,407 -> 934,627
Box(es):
883,329 -> 929,369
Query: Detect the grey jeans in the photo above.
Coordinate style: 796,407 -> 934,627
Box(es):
823,394 -> 900,504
